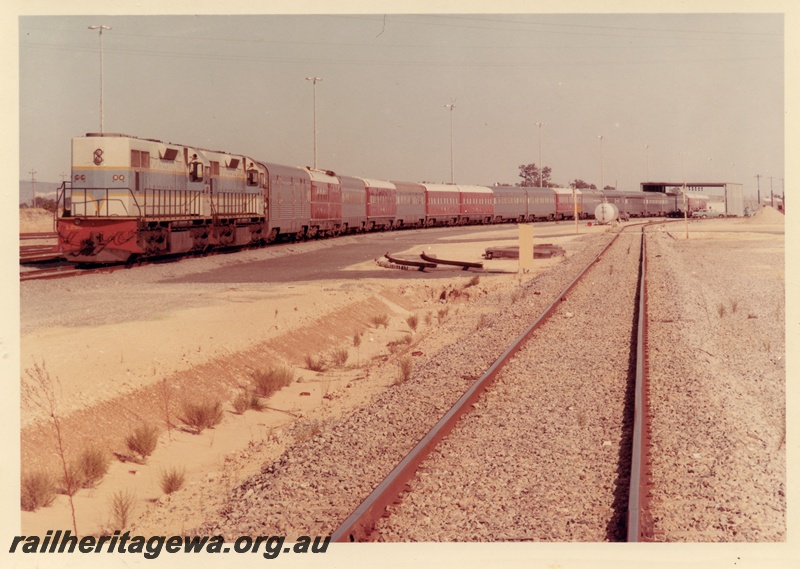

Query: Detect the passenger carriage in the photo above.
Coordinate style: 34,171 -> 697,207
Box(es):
306,168 -> 342,238
491,185 -> 527,223
552,187 -> 579,220
458,185 -> 494,224
338,175 -> 368,234
392,181 -> 426,228
523,187 -> 557,221
577,188 -> 604,219
422,183 -> 460,226
363,178 -> 397,230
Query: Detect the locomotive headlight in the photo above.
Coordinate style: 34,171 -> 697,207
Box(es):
80,175 -> 86,181
120,175 -> 125,181
113,175 -> 118,181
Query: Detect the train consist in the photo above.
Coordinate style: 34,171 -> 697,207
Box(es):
56,133 -> 709,263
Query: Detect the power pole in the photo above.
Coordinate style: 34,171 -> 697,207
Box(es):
445,103 -> 456,184
305,77 -> 322,169
755,174 -> 761,207
29,169 -> 37,207
535,122 -> 545,187
769,176 -> 774,208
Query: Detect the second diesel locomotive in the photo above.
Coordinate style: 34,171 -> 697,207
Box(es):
56,133 -> 708,264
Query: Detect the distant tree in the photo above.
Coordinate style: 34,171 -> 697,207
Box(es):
516,163 -> 553,187
569,179 -> 597,190
603,185 -> 616,191
32,197 -> 57,213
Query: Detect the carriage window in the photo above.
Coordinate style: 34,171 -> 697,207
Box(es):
210,161 -> 220,176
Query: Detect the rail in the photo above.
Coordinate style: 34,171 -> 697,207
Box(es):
383,253 -> 437,271
419,252 -> 483,270
333,228 -> 633,542
627,229 -> 654,541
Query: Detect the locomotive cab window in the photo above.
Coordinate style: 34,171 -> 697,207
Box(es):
247,167 -> 259,187
189,156 -> 203,182
131,150 -> 150,169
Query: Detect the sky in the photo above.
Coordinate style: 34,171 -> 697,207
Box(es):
12,5 -> 787,200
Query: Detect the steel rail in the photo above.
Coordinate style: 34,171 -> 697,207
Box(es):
627,229 -> 653,541
419,252 -> 483,270
20,232 -> 58,240
383,253 -> 437,271
332,228 -> 637,542
20,265 -> 122,282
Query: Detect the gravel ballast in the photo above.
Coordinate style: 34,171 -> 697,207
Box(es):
373,231 -> 643,541
645,226 -> 785,541
196,232 -> 617,538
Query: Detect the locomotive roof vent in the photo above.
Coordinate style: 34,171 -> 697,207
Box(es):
85,132 -> 131,138
160,148 -> 179,161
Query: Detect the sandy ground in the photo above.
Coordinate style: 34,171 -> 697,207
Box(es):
19,213 -> 608,537
16,208 -> 785,540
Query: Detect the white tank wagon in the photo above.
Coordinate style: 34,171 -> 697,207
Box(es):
594,202 -> 620,224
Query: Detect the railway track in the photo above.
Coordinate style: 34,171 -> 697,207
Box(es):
198,223 -> 670,541
332,223 -> 656,542
19,264 -> 117,282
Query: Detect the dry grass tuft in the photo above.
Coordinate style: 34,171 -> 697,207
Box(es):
75,446 -> 111,488
21,471 -> 56,511
370,313 -> 390,328
125,423 -> 160,462
179,398 -> 224,433
304,353 -> 327,372
59,463 -> 85,496
387,335 -> 413,354
464,275 -> 480,288
232,389 -> 264,414
330,346 -> 349,367
406,314 -> 419,331
475,313 -> 492,331
159,466 -> 186,495
295,420 -> 323,443
395,356 -> 414,385
251,366 -> 294,397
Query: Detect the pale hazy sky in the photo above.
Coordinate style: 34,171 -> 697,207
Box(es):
13,6 -> 786,198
